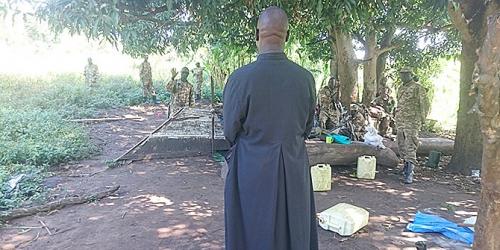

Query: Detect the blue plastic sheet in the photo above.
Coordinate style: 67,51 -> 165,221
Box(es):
407,212 -> 474,245
331,134 -> 351,145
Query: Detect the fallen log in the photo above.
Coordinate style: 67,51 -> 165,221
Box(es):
0,185 -> 120,222
306,141 -> 400,167
383,137 -> 454,156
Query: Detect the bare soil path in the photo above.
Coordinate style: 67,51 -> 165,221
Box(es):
0,105 -> 479,250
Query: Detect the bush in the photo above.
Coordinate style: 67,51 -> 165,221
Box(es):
0,74 -> 145,118
0,108 -> 97,166
0,73 -> 144,209
0,164 -> 47,211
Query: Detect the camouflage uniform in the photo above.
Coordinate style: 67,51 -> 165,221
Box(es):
395,68 -> 428,183
166,67 -> 194,107
140,58 -> 157,100
318,78 -> 341,130
84,58 -> 99,86
350,103 -> 368,141
192,64 -> 204,100
370,88 -> 395,136
372,93 -> 395,114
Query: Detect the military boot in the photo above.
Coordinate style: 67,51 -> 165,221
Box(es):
403,161 -> 415,184
152,95 -> 160,105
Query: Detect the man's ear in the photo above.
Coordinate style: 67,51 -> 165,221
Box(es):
255,29 -> 259,41
285,30 -> 290,42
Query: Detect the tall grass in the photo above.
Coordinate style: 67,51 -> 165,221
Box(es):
0,73 -> 148,210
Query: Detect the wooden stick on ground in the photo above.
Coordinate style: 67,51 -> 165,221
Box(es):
39,220 -> 52,235
67,117 -> 143,123
0,185 -> 120,222
0,226 -> 42,230
113,108 -> 185,162
172,116 -> 200,121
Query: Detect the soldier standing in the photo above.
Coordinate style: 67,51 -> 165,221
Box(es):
84,57 -> 99,86
166,67 -> 194,108
395,68 -> 428,184
192,62 -> 204,101
139,56 -> 158,104
318,77 -> 341,130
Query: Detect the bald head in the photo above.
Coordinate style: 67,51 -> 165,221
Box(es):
256,6 -> 289,53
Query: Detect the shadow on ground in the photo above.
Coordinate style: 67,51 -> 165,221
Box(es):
0,106 -> 479,250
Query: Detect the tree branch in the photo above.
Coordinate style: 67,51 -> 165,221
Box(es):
447,0 -> 473,42
376,44 -> 399,56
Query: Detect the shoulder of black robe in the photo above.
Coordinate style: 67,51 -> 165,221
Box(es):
223,55 -> 316,145
222,62 -> 257,146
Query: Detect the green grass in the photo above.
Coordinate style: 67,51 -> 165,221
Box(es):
0,73 -> 149,210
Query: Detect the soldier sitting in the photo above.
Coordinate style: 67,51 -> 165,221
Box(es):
166,67 -> 194,108
350,103 -> 369,141
369,87 -> 395,137
318,77 -> 342,130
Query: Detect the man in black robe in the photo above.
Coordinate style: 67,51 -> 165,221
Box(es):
223,6 -> 318,250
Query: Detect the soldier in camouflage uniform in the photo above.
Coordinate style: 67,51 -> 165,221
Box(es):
395,68 -> 428,184
84,57 -> 99,86
318,77 -> 341,130
350,103 -> 368,141
166,67 -> 194,108
192,62 -> 204,101
140,56 -> 158,104
370,87 -> 395,136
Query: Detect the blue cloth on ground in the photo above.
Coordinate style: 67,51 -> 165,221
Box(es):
407,212 -> 474,245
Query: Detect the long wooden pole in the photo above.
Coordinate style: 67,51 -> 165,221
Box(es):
210,76 -> 215,157
114,108 -> 184,162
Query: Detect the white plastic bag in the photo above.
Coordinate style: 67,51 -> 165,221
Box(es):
363,126 -> 385,149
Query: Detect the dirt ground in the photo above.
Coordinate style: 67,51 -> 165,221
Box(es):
0,105 -> 480,250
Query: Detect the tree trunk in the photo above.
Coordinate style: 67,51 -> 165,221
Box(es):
376,27 -> 395,93
376,53 -> 388,91
333,28 -> 358,107
448,42 -> 483,174
446,0 -> 497,174
329,39 -> 338,78
473,12 -> 500,250
362,31 -> 377,106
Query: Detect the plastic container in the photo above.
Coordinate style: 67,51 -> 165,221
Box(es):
310,164 -> 332,192
318,203 -> 369,236
357,155 -> 376,179
425,150 -> 442,168
326,136 -> 334,144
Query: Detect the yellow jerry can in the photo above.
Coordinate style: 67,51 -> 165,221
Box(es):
310,164 -> 332,192
318,203 -> 370,236
357,155 -> 377,179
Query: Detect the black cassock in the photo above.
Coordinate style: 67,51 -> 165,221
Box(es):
223,52 -> 318,250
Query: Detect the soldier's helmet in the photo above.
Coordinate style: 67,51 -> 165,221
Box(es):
181,67 -> 189,73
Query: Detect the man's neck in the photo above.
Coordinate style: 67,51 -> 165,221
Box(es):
258,44 -> 284,54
